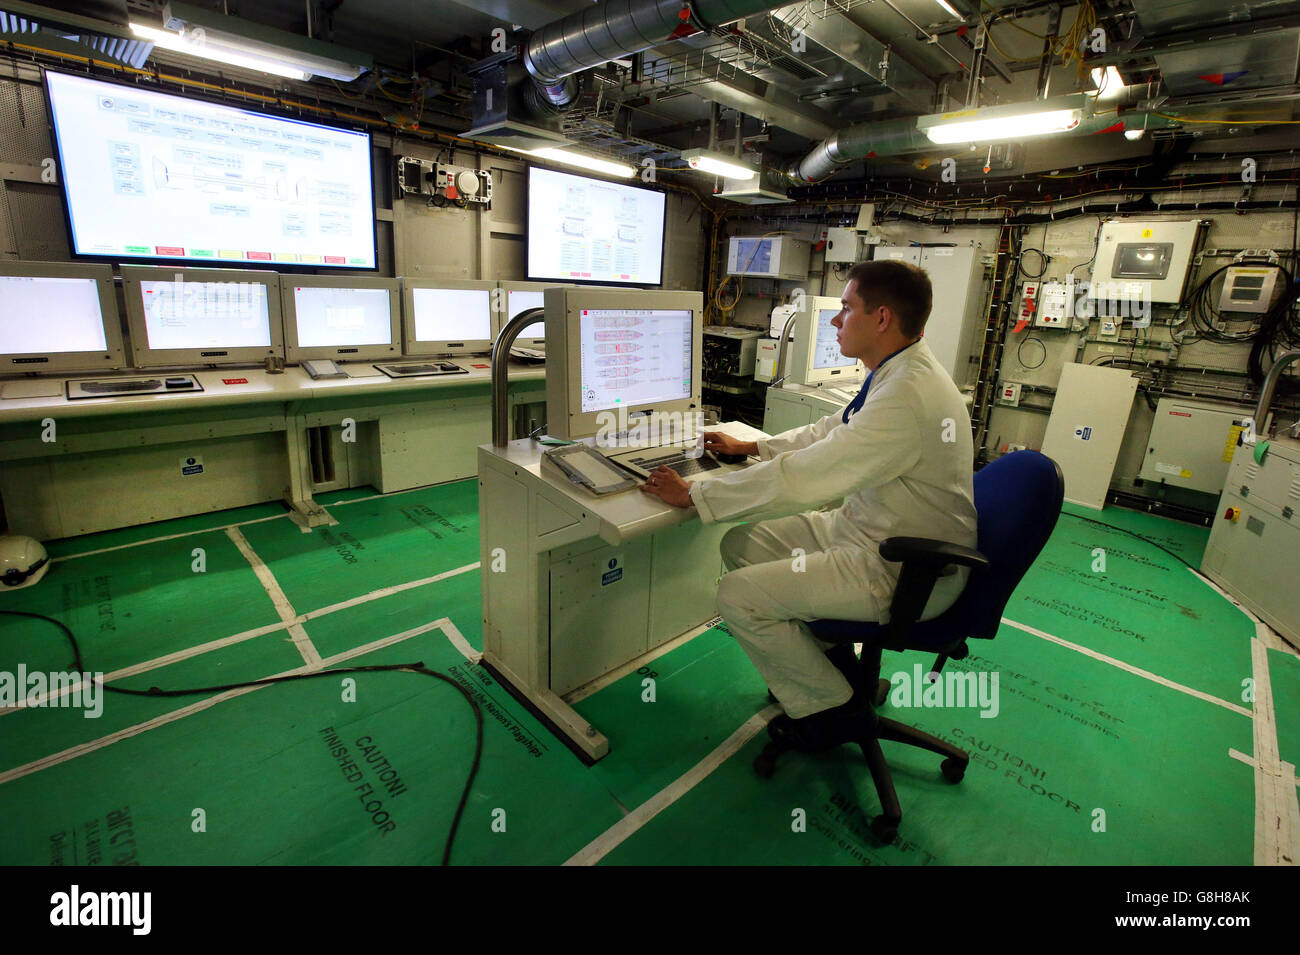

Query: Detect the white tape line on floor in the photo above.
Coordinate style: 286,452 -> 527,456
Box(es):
226,527 -> 321,669
564,703 -> 781,866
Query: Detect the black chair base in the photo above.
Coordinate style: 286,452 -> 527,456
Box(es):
753,701 -> 970,845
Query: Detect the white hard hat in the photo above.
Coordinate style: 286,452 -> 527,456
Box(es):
0,535 -> 49,590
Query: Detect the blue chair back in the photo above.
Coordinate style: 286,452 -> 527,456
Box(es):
910,450 -> 1064,647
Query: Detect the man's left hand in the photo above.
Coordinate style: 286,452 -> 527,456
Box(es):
639,466 -> 693,508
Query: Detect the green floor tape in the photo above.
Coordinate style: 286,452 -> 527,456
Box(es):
1268,648 -> 1300,770
237,481 -> 480,615
596,625 -> 1254,866
41,502 -> 290,560
1012,509 -> 1253,706
0,627 -> 622,865
573,624 -> 770,809
1,530 -> 283,674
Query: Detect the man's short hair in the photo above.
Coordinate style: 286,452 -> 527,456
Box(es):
845,260 -> 933,338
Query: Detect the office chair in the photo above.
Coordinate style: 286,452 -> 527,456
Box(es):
752,450 -> 1065,844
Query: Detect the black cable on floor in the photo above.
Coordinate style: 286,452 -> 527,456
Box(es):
1058,511 -> 1200,573
0,609 -> 481,866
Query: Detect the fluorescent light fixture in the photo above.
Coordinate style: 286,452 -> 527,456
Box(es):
933,0 -> 962,17
919,105 -> 1082,144
680,148 -> 756,180
1124,128 -> 1145,140
130,23 -> 310,79
526,148 -> 636,178
1090,66 -> 1127,100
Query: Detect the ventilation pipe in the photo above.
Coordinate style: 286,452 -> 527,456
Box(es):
523,0 -> 792,108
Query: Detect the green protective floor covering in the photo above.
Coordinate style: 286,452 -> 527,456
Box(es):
41,502 -> 290,560
2,530 -> 284,674
1014,506 -> 1252,707
0,625 -> 624,865
236,483 -> 480,616
572,623 -> 770,809
0,483 -> 1285,866
596,624 -> 1255,866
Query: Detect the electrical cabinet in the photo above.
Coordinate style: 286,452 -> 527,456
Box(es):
1139,398 -> 1248,495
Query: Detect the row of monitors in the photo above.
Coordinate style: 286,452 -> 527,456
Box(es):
0,261 -> 579,374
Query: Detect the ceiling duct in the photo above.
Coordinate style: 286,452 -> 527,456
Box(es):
523,0 -> 791,107
0,0 -> 153,68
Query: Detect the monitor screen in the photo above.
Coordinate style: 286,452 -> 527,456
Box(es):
45,70 -> 376,269
137,278 -> 272,350
527,167 -> 665,286
811,308 -> 856,371
410,287 -> 492,344
508,290 -> 546,340
291,285 -> 393,347
1,275 -> 108,354
578,308 -> 692,414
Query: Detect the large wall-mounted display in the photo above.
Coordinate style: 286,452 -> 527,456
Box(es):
45,71 -> 377,270
526,166 -> 665,287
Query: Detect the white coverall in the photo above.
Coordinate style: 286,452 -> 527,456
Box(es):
688,338 -> 978,719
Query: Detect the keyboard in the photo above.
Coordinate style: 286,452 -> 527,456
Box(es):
79,379 -> 162,394
821,385 -> 861,404
624,450 -> 722,479
376,361 -> 468,378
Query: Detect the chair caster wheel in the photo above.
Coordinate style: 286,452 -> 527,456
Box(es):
753,752 -> 776,779
871,816 -> 898,844
941,757 -> 966,783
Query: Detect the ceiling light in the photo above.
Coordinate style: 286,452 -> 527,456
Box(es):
130,24 -> 310,79
526,148 -> 636,178
1124,128 -> 1145,141
1090,66 -> 1127,100
680,148 -> 756,180
919,105 -> 1082,144
933,0 -> 962,18
131,1 -> 371,82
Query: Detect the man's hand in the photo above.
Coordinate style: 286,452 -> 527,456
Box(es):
701,432 -> 758,458
639,466 -> 693,508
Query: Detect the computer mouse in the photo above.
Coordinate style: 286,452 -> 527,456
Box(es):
714,452 -> 747,465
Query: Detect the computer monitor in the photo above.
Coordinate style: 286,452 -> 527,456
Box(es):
544,286 -> 703,441
402,279 -> 495,356
791,296 -> 865,386
280,275 -> 401,363
497,281 -> 573,347
120,265 -> 282,368
0,261 -> 126,374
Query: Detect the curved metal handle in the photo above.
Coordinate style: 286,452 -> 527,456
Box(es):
1254,349 -> 1300,439
491,306 -> 546,448
771,309 -> 800,389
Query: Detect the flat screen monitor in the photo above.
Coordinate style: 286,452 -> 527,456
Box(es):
44,70 -> 376,270
121,265 -> 282,367
544,286 -> 703,441
526,167 -> 666,286
280,275 -> 400,362
0,261 -> 126,374
498,281 -> 572,347
793,297 -> 865,385
402,280 -> 495,356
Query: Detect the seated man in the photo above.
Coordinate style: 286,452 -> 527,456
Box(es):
639,259 -> 977,749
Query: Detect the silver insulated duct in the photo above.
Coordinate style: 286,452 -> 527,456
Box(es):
524,0 -> 789,107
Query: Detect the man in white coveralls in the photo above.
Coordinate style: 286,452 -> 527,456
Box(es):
640,259 -> 978,750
